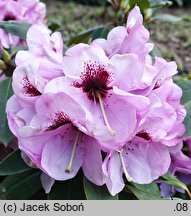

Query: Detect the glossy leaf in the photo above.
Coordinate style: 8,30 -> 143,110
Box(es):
160,172 -> 188,191
67,27 -> 109,46
0,150 -> 31,176
0,170 -> 42,199
175,79 -> 191,104
129,0 -> 150,10
151,0 -> 172,7
48,171 -> 85,200
0,78 -> 14,146
0,21 -> 31,40
83,177 -> 118,200
91,27 -> 109,41
174,0 -> 183,6
126,182 -> 161,200
150,45 -> 163,58
153,14 -> 182,23
183,101 -> 191,137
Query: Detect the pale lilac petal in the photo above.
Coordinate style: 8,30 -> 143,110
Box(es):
40,172 -> 55,194
82,136 -> 105,186
103,153 -> 125,196
12,62 -> 45,105
120,25 -> 150,56
41,132 -> 85,180
34,92 -> 91,134
91,38 -> 109,55
113,86 -> 150,111
21,151 -> 36,168
126,6 -> 143,29
63,44 -> 109,77
110,54 -> 145,91
122,137 -> 171,184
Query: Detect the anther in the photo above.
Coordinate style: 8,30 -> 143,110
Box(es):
119,151 -> 133,182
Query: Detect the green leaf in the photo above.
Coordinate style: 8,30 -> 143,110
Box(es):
0,78 -> 14,146
183,101 -> 191,137
83,177 -> 118,200
150,45 -> 163,58
126,182 -> 161,200
153,14 -> 183,23
160,173 -> 191,199
67,27 -> 109,46
174,0 -> 183,7
0,170 -> 42,199
171,79 -> 191,137
129,0 -> 150,10
48,171 -> 85,200
91,27 -> 109,41
0,21 -> 31,40
160,172 -> 188,191
175,79 -> 191,104
0,150 -> 31,176
151,0 -> 173,8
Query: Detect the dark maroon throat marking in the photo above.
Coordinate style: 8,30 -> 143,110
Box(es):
73,61 -> 112,101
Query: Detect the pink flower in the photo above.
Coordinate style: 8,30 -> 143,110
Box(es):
12,24 -> 64,106
0,0 -> 46,48
5,6 -> 187,195
12,61 -> 44,106
103,136 -> 171,195
45,43 -> 150,150
15,24 -> 64,80
6,92 -> 105,186
92,6 -> 153,59
136,58 -> 186,146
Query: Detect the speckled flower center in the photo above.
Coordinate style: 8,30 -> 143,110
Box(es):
23,75 -> 42,97
4,13 -> 16,21
74,61 -> 112,102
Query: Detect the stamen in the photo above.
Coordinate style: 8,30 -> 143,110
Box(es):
65,131 -> 81,173
96,91 -> 116,136
8,33 -> 13,47
119,151 -> 133,182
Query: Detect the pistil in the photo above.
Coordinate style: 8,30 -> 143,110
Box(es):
65,131 -> 81,173
96,91 -> 116,136
119,151 -> 133,182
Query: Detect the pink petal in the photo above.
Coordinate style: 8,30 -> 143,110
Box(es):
122,137 -> 171,184
103,153 -> 124,196
82,136 -> 105,186
41,132 -> 85,180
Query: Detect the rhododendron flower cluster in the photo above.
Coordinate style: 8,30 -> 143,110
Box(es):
0,0 -> 46,49
6,6 -> 187,195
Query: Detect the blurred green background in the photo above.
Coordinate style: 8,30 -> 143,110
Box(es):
42,0 -> 191,74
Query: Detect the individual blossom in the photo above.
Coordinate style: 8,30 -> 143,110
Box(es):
102,136 -> 171,195
6,92 -> 105,186
92,6 -> 153,59
0,0 -> 46,49
15,24 -> 64,80
136,57 -> 186,146
101,58 -> 186,195
45,43 -> 150,150
16,0 -> 46,24
12,24 -> 64,106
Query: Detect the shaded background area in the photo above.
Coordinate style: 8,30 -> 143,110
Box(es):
43,0 -> 191,73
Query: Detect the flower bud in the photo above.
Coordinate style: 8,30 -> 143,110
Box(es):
2,49 -> 11,65
0,59 -> 7,70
